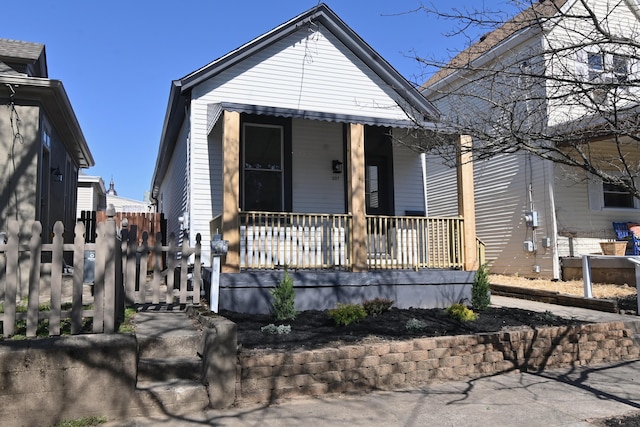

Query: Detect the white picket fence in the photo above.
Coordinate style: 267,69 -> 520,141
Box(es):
0,212 -> 201,338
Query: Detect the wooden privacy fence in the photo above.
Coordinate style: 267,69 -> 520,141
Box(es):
0,213 -> 201,338
79,210 -> 167,270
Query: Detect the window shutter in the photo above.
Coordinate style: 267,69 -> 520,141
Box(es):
587,174 -> 603,211
575,49 -> 589,80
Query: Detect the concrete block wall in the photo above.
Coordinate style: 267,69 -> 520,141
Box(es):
236,321 -> 640,404
0,334 -> 138,427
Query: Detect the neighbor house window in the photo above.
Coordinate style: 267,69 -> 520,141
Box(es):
603,180 -> 635,208
589,175 -> 639,210
587,52 -> 604,81
584,51 -> 629,83
242,123 -> 284,212
612,54 -> 629,83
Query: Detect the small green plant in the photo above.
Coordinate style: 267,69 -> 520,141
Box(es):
472,264 -> 491,311
446,303 -> 478,322
362,297 -> 394,316
405,318 -> 427,332
270,268 -> 297,321
260,323 -> 292,335
328,303 -> 367,326
118,307 -> 138,333
53,415 -> 107,427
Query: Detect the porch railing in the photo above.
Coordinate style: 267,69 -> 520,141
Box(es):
239,211 -> 352,269
233,212 -> 465,271
366,215 -> 464,270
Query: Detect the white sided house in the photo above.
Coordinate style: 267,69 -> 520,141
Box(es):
150,4 -> 479,313
422,0 -> 640,281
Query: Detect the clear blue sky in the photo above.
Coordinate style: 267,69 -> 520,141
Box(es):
3,1 -> 511,201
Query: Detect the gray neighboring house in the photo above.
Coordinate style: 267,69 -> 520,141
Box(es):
0,38 -> 94,246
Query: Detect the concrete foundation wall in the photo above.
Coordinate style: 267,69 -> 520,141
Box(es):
561,257 -> 638,286
0,334 -> 138,427
210,270 -> 474,314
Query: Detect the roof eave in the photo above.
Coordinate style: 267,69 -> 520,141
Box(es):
0,74 -> 94,168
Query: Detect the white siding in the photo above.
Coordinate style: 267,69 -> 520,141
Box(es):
553,163 -> 640,257
392,143 -> 425,215
159,120 -> 189,243
425,151 -> 558,278
545,0 -> 640,126
76,186 -> 94,217
424,155 -> 458,217
474,153 -> 556,278
291,119 -> 344,213
191,26 -> 414,122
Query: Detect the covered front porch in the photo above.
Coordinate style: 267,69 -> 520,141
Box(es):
205,112 -> 479,313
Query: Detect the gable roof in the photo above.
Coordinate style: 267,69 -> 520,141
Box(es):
153,3 -> 440,195
422,0 -> 568,89
178,3 -> 437,119
0,38 -> 48,77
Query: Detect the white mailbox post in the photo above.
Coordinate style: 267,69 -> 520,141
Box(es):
210,234 -> 229,313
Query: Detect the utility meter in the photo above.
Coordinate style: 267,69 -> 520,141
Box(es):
523,240 -> 535,252
524,211 -> 539,228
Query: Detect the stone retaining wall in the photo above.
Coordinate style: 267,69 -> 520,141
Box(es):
237,321 -> 640,404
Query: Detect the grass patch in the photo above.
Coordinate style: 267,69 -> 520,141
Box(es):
118,307 -> 138,333
52,415 -> 108,427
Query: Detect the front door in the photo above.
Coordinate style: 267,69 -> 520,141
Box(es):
364,127 -> 394,216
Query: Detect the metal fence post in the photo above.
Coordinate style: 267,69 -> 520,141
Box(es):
582,255 -> 593,298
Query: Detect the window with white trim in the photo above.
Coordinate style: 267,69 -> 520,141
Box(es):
588,175 -> 640,210
578,50 -> 631,83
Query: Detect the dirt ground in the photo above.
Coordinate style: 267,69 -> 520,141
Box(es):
489,274 -> 637,299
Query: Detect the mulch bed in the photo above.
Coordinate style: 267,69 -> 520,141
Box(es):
222,305 -> 587,353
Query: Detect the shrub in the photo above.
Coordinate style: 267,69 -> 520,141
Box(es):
405,318 -> 427,332
261,323 -> 292,335
471,263 -> 491,311
328,303 -> 367,326
446,303 -> 478,322
362,297 -> 394,316
270,268 -> 297,321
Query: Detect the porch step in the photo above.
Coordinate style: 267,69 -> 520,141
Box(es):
134,311 -> 203,359
134,380 -> 209,416
137,357 -> 202,382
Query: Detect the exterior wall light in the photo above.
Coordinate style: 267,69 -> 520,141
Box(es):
332,160 -> 343,174
51,166 -> 63,182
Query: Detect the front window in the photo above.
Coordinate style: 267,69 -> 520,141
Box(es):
242,123 -> 283,212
